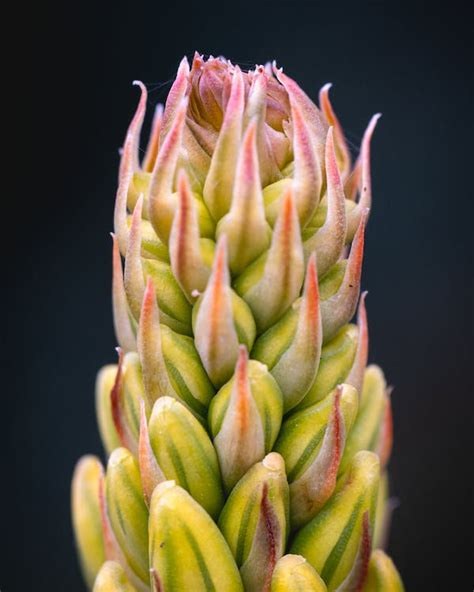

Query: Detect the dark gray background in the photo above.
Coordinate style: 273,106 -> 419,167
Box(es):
8,1 -> 471,590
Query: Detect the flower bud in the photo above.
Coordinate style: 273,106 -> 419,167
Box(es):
271,555 -> 327,592
121,353 -> 148,440
363,550 -> 405,592
274,65 -> 327,179
193,284 -> 256,377
303,127 -> 347,277
106,448 -> 149,585
138,400 -> 166,508
71,456 -> 106,588
319,210 -> 367,343
234,189 -> 304,332
112,233 -> 136,353
296,324 -> 358,409
291,451 -> 380,591
123,196 -> 193,336
246,68 -> 284,185
169,87 -> 211,190
216,119 -> 272,275
339,365 -> 392,474
145,97 -> 216,244
114,82 -> 146,256
147,99 -> 187,245
203,66 -> 245,221
263,96 -> 322,229
106,351 -> 150,455
96,365 -> 121,455
193,237 -> 256,387
275,385 -> 358,528
149,481 -> 244,591
161,326 -> 217,414
289,102 -> 322,226
121,207 -> 153,324
169,169 -> 213,301
141,259 -> 192,335
93,561 -> 136,592
148,396 -> 224,519
218,453 -> 289,592
209,347 -> 283,491
137,278 -> 215,419
252,253 -> 322,412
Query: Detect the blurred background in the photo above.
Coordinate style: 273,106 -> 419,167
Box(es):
9,1 -> 471,590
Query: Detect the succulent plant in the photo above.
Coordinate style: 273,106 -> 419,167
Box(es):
71,53 -> 404,591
